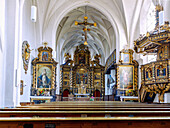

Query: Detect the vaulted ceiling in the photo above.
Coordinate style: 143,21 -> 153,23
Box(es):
22,0 -> 165,64
56,6 -> 113,63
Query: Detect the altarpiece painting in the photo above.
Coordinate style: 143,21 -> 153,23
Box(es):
117,49 -> 138,96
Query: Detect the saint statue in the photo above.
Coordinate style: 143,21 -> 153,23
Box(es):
64,53 -> 71,62
22,41 -> 32,74
94,54 -> 101,64
80,81 -> 86,94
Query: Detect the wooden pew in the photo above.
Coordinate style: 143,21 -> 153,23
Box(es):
1,101 -> 170,128
0,117 -> 170,128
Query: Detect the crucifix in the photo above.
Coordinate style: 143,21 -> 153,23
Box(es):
43,42 -> 48,47
75,8 -> 97,45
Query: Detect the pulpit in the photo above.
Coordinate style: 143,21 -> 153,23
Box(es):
134,21 -> 170,103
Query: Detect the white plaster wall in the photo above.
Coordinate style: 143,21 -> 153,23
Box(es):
20,0 -> 36,102
153,94 -> 159,103
164,93 -> 170,103
0,0 -> 5,108
154,93 -> 170,103
4,0 -> 19,107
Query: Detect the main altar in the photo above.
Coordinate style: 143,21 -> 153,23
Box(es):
60,44 -> 105,100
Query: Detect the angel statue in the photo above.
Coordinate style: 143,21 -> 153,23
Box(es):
25,43 -> 31,61
22,41 -> 32,74
64,53 -> 71,62
94,54 -> 101,64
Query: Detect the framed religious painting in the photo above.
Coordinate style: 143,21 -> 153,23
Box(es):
119,49 -> 134,64
117,65 -> 134,90
94,73 -> 101,80
121,53 -> 130,63
36,64 -> 52,89
76,67 -> 88,85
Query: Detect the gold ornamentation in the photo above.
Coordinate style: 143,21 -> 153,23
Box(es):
20,80 -> 24,95
22,41 -> 31,74
31,44 -> 58,96
60,44 -> 104,98
117,49 -> 138,96
64,53 -> 71,62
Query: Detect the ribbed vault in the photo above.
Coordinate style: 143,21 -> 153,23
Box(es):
56,6 -> 114,65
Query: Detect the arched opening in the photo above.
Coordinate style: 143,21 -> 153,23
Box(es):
63,89 -> 70,97
94,90 -> 100,97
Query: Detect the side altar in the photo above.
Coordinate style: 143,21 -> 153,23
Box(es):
30,44 -> 58,103
60,44 -> 105,100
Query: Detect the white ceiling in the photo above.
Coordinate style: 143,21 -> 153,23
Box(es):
56,6 -> 113,61
23,0 -> 168,64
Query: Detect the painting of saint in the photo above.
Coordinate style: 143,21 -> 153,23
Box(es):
79,54 -> 85,64
119,66 -> 133,90
94,73 -> 100,80
37,65 -> 52,88
76,72 -> 88,84
123,54 -> 129,63
42,52 -> 48,61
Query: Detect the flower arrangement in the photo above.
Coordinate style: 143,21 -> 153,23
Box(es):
38,89 -> 45,96
126,90 -> 133,96
90,96 -> 94,101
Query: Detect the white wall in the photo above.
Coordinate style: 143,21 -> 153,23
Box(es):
0,0 -> 5,108
3,0 -> 18,107
20,0 -> 36,102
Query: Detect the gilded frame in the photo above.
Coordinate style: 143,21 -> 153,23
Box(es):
119,49 -> 134,64
117,65 -> 134,90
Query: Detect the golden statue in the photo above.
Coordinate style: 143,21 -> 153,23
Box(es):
94,54 -> 101,63
25,43 -> 31,61
64,53 -> 71,62
22,41 -> 31,74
